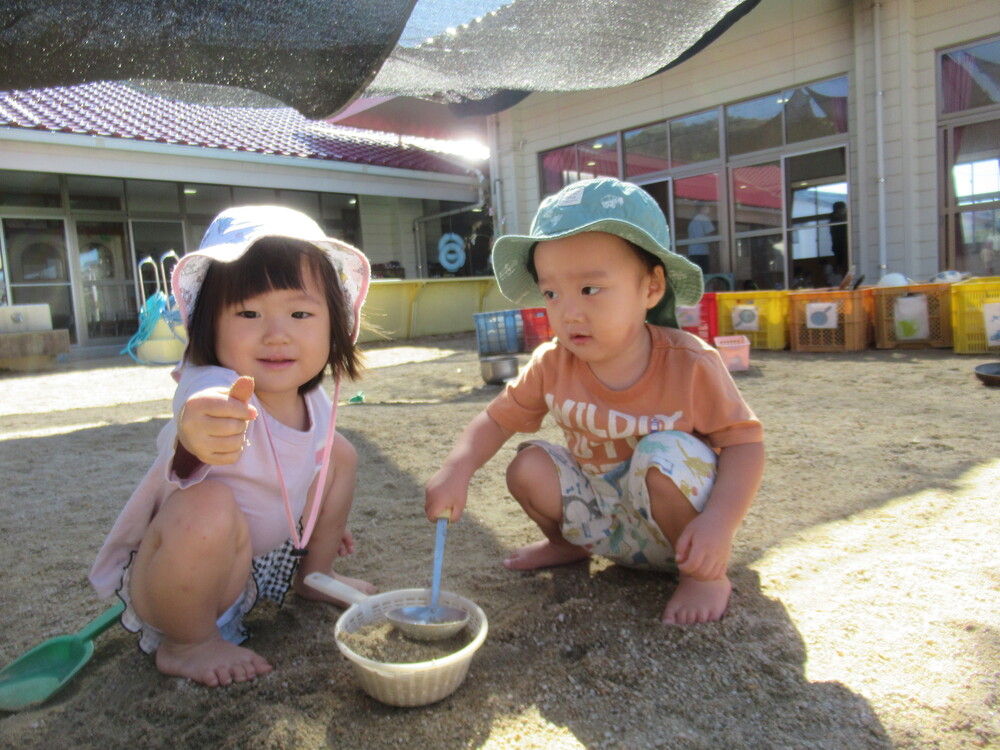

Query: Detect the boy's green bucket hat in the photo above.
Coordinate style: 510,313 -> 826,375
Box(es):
491,177 -> 703,328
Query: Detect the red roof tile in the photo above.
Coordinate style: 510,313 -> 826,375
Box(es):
0,81 -> 479,176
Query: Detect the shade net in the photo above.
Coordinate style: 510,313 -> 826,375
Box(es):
371,0 -> 761,115
1,0 -> 759,119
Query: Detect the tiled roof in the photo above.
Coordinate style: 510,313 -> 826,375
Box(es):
0,81 -> 479,176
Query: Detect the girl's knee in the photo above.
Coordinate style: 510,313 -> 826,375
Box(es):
156,481 -> 246,546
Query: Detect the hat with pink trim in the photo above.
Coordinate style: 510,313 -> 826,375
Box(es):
171,205 -> 370,342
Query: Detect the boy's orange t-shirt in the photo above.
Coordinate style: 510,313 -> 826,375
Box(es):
487,325 -> 763,475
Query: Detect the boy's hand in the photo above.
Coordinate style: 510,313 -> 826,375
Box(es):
673,512 -> 734,582
425,468 -> 469,523
177,376 -> 259,466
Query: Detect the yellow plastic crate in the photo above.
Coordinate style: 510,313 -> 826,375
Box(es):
787,287 -> 874,352
951,276 -> 1000,354
873,282 -> 953,349
715,290 -> 789,350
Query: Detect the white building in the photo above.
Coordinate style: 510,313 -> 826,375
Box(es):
486,0 -> 1000,292
0,81 -> 487,353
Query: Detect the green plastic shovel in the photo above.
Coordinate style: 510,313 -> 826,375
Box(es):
0,601 -> 125,711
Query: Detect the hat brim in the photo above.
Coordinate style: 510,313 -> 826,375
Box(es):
172,233 -> 370,343
492,219 -> 703,325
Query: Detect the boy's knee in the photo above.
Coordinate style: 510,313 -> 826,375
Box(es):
506,445 -> 547,488
645,466 -> 690,509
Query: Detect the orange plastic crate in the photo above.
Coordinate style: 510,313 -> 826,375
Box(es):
873,283 -> 953,349
951,276 -> 1000,354
788,287 -> 874,352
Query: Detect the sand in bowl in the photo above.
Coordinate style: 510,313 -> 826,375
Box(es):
339,619 -> 474,663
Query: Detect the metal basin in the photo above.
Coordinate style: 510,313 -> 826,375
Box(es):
480,355 -> 518,385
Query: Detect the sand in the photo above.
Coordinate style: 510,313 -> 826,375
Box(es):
0,333 -> 997,749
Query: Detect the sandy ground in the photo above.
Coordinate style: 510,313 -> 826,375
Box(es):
0,333 -> 997,749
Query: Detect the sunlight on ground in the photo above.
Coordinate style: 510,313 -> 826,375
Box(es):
751,459 -> 999,711
0,346 -> 458,416
481,705 -> 583,749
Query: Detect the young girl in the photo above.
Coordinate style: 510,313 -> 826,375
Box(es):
90,206 -> 375,687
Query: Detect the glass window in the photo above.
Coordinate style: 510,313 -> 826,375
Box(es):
576,135 -> 619,181
233,186 -> 278,204
276,189 -> 320,216
954,208 -> 1000,276
951,121 -> 1000,206
786,77 -> 849,143
785,149 -> 849,286
183,183 -> 231,216
624,123 -> 669,177
726,94 -> 784,156
0,170 -> 61,208
320,193 -> 361,247
540,145 -> 578,195
949,120 -> 1000,275
732,163 -> 783,232
67,175 -> 124,211
674,173 -> 719,273
941,38 -> 1000,114
733,234 -> 785,291
131,221 -> 186,300
126,180 -> 179,213
671,109 -> 720,166
3,218 -> 76,341
76,221 -> 135,340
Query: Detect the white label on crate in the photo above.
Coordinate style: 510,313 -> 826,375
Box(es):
676,305 -> 700,328
732,305 -> 759,331
806,303 -> 838,329
894,294 -> 929,340
984,302 -> 1000,345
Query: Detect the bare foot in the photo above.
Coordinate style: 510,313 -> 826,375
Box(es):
294,571 -> 375,605
155,634 -> 272,687
661,575 -> 732,625
503,539 -> 591,570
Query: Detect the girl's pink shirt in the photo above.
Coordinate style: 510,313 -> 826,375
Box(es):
89,365 -> 331,598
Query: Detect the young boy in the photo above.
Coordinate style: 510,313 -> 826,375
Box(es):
425,178 -> 764,625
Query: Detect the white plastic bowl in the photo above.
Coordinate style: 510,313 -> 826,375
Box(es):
333,588 -> 488,707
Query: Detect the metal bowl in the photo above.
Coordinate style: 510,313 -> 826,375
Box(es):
480,355 -> 519,385
974,362 -> 1000,387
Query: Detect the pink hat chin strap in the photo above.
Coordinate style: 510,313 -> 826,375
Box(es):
258,378 -> 343,555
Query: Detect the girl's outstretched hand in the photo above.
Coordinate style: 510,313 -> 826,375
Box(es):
177,375 -> 259,466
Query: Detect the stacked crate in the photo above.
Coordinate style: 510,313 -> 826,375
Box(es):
787,287 -> 874,352
872,282 -> 953,349
951,277 -> 1000,354
715,290 -> 789,350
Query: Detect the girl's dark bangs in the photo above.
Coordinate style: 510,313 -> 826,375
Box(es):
217,242 -> 306,307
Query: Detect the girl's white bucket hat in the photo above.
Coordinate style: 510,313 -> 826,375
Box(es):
491,178 -> 703,327
171,205 -> 370,342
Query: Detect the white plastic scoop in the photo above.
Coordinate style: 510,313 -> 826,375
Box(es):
386,511 -> 469,641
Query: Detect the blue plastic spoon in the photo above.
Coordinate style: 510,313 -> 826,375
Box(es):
386,511 -> 469,641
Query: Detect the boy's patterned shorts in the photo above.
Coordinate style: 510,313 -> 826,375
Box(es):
520,430 -> 717,570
